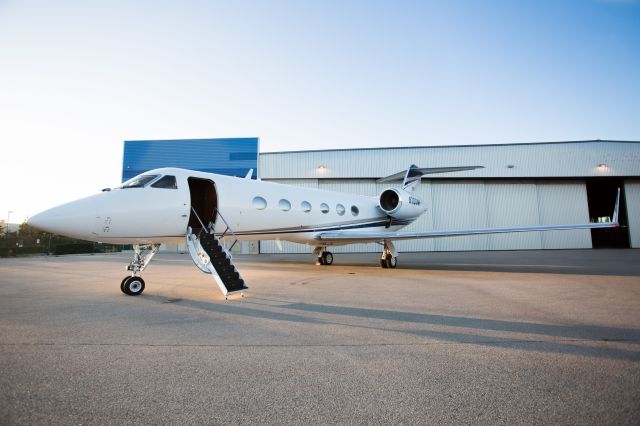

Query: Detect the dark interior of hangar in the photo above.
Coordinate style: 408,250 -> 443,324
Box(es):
587,178 -> 629,248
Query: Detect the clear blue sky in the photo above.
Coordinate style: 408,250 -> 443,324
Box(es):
1,0 -> 639,222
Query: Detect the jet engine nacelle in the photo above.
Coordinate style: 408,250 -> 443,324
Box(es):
378,188 -> 426,220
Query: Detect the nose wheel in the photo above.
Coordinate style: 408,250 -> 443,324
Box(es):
121,276 -> 146,296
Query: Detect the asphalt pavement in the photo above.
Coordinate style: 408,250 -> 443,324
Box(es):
1,249 -> 639,424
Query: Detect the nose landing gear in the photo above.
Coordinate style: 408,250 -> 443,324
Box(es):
120,244 -> 159,296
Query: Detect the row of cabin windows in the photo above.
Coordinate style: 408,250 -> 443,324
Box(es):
253,197 -> 359,216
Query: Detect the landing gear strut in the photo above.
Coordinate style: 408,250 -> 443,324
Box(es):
120,244 -> 160,296
313,246 -> 334,265
380,240 -> 398,269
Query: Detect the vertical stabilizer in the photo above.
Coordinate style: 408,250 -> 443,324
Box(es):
402,164 -> 423,190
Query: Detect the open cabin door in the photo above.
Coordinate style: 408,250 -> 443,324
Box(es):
187,177 -> 217,231
185,177 -> 248,298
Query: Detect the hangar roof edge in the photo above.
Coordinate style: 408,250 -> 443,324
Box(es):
261,139 -> 640,155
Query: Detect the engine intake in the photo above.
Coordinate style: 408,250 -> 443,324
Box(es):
378,188 -> 426,220
380,189 -> 400,212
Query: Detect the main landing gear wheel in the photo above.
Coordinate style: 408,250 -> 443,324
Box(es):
121,276 -> 145,296
380,256 -> 397,269
319,251 -> 334,265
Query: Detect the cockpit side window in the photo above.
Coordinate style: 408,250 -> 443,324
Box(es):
120,175 -> 159,189
151,175 -> 178,189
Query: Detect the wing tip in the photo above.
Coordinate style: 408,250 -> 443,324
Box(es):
613,187 -> 621,225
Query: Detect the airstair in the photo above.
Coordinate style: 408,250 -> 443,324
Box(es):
186,208 -> 248,299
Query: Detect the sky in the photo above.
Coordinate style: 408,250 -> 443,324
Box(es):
1,0 -> 639,224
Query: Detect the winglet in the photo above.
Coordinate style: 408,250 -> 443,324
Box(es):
244,169 -> 254,179
612,187 -> 620,226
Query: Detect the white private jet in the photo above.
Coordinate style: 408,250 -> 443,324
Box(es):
28,165 -> 620,298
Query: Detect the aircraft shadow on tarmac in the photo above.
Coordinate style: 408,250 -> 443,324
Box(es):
243,251 -> 640,277
142,294 -> 640,362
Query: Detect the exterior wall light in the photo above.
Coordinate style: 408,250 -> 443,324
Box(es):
317,165 -> 327,174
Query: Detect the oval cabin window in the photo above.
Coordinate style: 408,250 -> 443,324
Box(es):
320,203 -> 330,214
336,204 -> 345,216
301,201 -> 312,212
253,196 -> 267,210
351,205 -> 359,216
279,199 -> 291,211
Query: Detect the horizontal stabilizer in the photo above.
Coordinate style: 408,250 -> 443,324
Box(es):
377,166 -> 484,183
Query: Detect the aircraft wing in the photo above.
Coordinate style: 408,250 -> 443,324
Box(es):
318,189 -> 621,243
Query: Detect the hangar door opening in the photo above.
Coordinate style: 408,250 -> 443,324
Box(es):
586,179 -> 629,248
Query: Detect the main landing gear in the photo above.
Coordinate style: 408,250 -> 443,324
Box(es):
120,244 -> 160,296
313,246 -> 334,265
379,240 -> 397,269
313,241 -> 398,269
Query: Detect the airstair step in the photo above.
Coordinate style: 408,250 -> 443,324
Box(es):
201,242 -> 222,253
209,251 -> 227,260
212,257 -> 231,268
224,279 -> 248,292
214,265 -> 236,275
218,271 -> 240,281
188,225 -> 248,296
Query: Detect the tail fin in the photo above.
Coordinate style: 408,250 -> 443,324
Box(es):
402,164 -> 422,190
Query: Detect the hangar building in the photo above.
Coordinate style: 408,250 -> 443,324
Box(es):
122,138 -> 259,181
258,140 -> 640,253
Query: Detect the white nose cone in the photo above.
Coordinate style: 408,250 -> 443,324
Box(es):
28,195 -> 99,240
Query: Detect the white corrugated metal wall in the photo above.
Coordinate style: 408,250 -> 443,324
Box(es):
258,141 -> 639,254
624,180 -> 640,248
260,179 -> 592,254
259,141 -> 640,180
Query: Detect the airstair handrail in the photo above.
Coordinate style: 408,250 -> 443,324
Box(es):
190,207 -> 208,236
214,208 -> 240,241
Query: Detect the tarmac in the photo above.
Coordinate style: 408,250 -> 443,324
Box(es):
1,249 -> 640,424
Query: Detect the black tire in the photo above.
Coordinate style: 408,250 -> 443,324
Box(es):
123,276 -> 145,296
120,277 -> 130,294
323,252 -> 334,265
387,256 -> 397,269
380,258 -> 388,268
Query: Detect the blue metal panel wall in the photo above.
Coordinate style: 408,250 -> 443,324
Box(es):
122,138 -> 259,181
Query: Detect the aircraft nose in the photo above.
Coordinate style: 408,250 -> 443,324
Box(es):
28,195 -> 99,239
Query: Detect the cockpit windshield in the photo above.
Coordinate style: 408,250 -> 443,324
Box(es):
151,175 -> 177,189
120,175 -> 159,189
